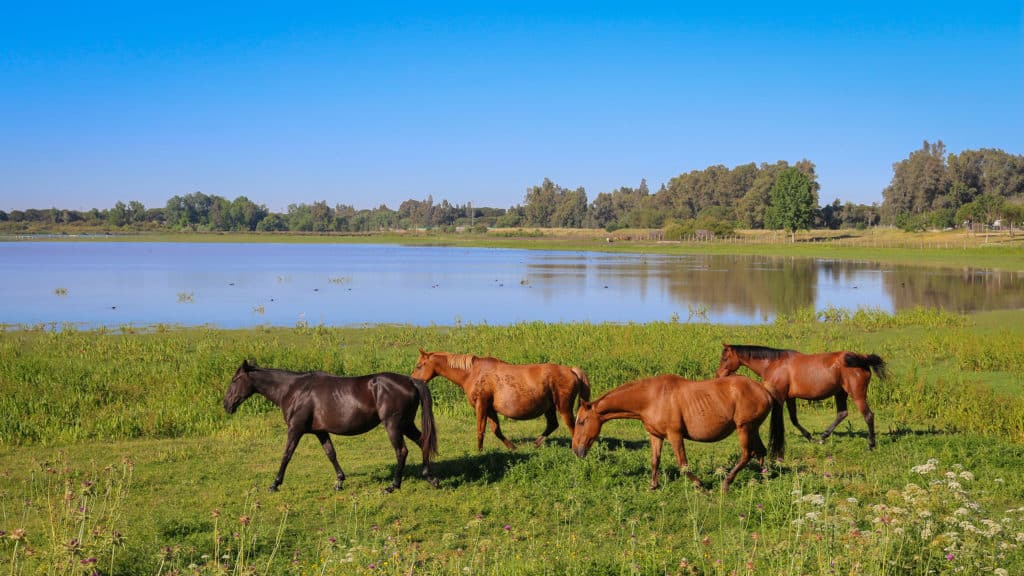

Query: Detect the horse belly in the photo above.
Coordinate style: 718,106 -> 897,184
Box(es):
492,387 -> 550,419
678,392 -> 736,442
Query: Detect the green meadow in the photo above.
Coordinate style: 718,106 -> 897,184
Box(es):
2,306 -> 1024,575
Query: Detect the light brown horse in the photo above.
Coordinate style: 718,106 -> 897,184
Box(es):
571,374 -> 785,492
412,349 -> 591,451
716,343 -> 887,449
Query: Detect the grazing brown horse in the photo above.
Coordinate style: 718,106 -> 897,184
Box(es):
716,343 -> 887,449
571,374 -> 785,492
411,349 -> 591,451
224,360 -> 439,493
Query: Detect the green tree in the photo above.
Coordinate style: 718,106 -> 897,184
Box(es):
765,167 -> 817,241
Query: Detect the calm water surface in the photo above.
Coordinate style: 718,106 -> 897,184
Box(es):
2,242 -> 1021,329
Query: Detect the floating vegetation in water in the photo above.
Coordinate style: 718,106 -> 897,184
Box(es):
176,292 -> 194,304
53,287 -> 68,296
328,276 -> 352,284
252,304 -> 265,314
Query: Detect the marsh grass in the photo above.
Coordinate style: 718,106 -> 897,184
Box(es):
2,308 -> 1023,574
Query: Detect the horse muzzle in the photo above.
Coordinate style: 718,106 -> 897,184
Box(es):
572,445 -> 589,458
224,399 -> 239,414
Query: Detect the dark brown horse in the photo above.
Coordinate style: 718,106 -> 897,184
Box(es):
411,349 -> 591,451
571,374 -> 784,492
716,343 -> 887,449
224,360 -> 439,493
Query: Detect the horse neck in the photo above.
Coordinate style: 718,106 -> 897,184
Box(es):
737,353 -> 776,377
432,355 -> 474,388
248,369 -> 292,407
593,385 -> 645,422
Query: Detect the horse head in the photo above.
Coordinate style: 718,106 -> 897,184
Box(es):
224,359 -> 257,414
716,342 -> 740,378
571,400 -> 602,458
411,349 -> 439,382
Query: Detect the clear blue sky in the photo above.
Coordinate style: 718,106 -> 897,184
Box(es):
2,1 -> 1021,213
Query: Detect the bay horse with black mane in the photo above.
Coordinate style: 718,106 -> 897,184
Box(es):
412,349 -> 591,451
716,343 -> 887,449
571,374 -> 785,492
224,360 -> 439,493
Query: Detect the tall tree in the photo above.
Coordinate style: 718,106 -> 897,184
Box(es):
766,167 -> 817,241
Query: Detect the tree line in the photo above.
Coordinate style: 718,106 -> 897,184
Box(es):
3,144 -> 1021,235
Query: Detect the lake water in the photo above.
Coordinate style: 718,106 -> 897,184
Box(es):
2,242 -> 1022,329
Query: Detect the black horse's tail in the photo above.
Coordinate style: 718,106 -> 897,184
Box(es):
411,378 -> 439,459
766,388 -> 786,462
844,353 -> 887,380
571,366 -> 591,409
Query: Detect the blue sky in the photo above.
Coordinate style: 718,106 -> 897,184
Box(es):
2,2 -> 1021,213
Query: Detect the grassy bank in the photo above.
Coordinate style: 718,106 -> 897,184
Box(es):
5,226 -> 1023,272
2,309 -> 1024,574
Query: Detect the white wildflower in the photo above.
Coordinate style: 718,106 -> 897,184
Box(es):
846,497 -> 859,504
911,461 -> 937,474
994,568 -> 1008,576
801,494 -> 826,506
954,508 -> 970,516
805,511 -> 820,521
958,470 -> 974,481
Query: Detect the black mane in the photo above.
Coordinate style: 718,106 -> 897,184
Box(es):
728,344 -> 796,362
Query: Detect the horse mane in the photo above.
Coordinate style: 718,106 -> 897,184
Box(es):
445,353 -> 477,372
729,344 -> 796,362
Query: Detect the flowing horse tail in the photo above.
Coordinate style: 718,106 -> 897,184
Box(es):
570,366 -> 592,408
760,380 -> 786,461
844,352 -> 887,381
411,378 -> 439,458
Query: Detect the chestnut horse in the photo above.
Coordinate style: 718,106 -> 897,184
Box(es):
224,360 -> 438,493
571,374 -> 785,491
412,349 -> 590,451
716,343 -> 887,449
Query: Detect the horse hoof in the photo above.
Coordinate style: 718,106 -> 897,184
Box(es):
333,483 -> 344,491
383,485 -> 399,494
268,485 -> 279,493
427,477 -> 440,488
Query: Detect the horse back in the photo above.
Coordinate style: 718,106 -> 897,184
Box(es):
303,372 -> 417,435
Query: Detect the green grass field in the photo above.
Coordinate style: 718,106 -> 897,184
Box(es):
2,308 -> 1024,575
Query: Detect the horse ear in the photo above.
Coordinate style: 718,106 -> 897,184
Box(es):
418,347 -> 427,356
242,359 -> 254,371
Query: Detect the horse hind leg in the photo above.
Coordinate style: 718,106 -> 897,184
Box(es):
534,406 -> 559,447
723,426 -> 756,492
402,423 -> 439,488
849,392 -> 876,450
314,431 -> 346,490
820,391 -> 850,443
383,423 -> 409,493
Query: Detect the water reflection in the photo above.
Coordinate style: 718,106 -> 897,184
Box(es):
0,242 -> 1020,329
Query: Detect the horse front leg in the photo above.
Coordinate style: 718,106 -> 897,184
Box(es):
534,406 -> 559,447
786,398 -> 815,441
667,430 -> 701,488
820,391 -> 850,443
648,434 -> 664,490
271,429 -> 304,492
314,431 -> 346,490
477,396 -> 515,450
